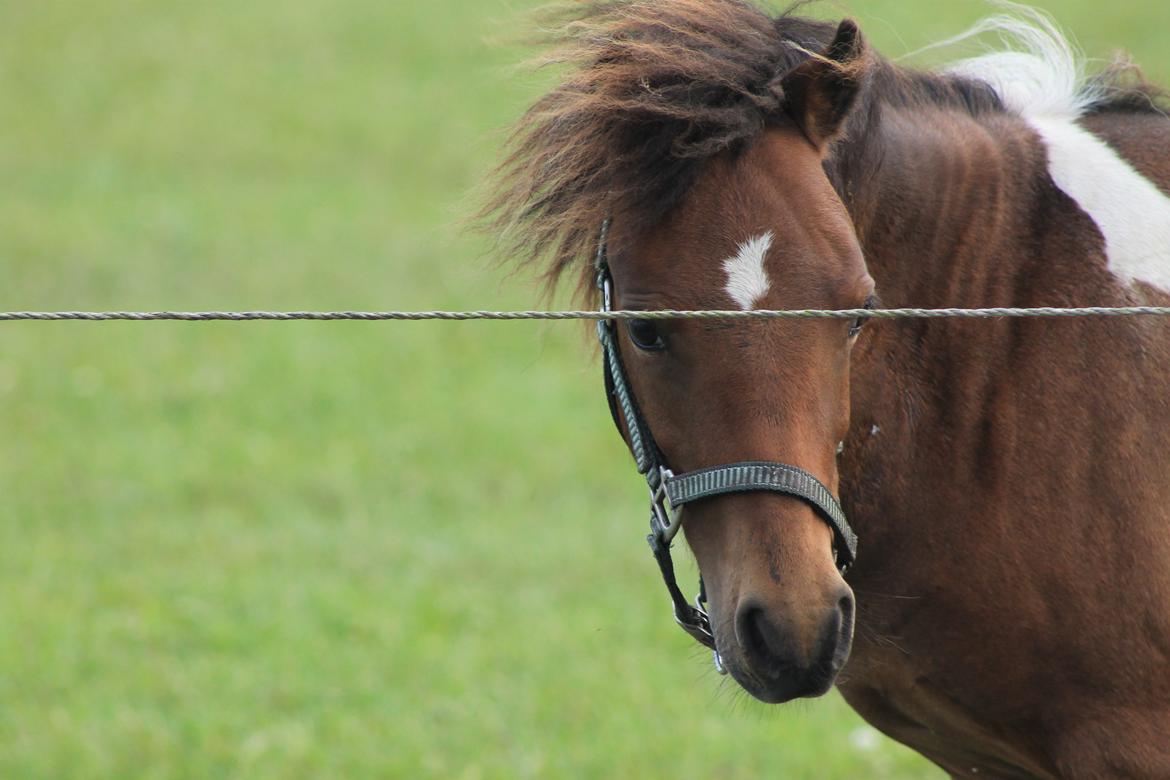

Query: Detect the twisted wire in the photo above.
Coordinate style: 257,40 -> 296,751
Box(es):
2,307 -> 1170,322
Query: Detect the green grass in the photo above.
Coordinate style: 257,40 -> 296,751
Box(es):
2,1 -> 1167,777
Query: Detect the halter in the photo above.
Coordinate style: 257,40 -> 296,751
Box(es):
593,220 -> 858,674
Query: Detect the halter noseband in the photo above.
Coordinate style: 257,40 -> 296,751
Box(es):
593,220 -> 858,674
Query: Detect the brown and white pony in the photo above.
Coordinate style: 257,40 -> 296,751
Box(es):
486,2 -> 1170,776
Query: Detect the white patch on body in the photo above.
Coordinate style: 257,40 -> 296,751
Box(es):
722,231 -> 774,310
939,5 -> 1170,292
1029,118 -> 1170,290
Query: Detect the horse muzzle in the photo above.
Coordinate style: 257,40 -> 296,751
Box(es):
719,585 -> 856,703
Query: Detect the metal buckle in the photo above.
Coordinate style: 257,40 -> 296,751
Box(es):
596,266 -> 614,345
648,466 -> 680,543
692,589 -> 727,675
673,596 -> 713,643
594,219 -> 613,312
669,586 -> 726,675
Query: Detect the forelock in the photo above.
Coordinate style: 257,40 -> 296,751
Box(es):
482,0 -> 837,299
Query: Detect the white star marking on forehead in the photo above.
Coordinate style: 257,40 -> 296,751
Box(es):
722,231 -> 774,310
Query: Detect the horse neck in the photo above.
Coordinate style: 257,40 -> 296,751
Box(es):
824,74 -> 1170,770
833,101 -> 1054,311
827,89 -> 1169,562
826,96 -> 1065,551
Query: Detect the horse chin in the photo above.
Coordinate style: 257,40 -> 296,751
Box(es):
724,657 -> 844,705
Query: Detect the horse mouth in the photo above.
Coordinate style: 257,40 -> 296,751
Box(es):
730,657 -> 845,704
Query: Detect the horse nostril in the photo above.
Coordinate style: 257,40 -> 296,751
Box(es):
828,590 -> 856,672
838,591 -> 855,630
736,601 -> 784,665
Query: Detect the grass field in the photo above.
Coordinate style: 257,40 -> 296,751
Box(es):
2,1 -> 1168,777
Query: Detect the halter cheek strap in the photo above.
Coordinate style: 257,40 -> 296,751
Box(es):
593,220 -> 858,671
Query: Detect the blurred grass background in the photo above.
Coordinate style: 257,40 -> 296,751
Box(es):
1,1 -> 1166,777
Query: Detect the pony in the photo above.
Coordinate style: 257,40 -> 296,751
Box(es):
485,1 -> 1170,776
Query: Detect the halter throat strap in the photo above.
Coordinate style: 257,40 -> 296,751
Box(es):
593,220 -> 859,661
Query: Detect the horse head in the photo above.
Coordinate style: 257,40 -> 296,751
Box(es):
486,2 -> 878,703
601,23 -> 874,701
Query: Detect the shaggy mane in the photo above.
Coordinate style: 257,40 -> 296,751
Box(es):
483,0 -> 836,297
482,0 -> 1167,299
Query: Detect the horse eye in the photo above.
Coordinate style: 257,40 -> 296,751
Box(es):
627,318 -> 666,351
849,295 -> 878,339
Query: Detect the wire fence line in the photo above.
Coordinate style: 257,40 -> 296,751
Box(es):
2,306 -> 1170,322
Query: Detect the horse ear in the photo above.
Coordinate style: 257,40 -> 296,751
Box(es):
780,20 -> 868,149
